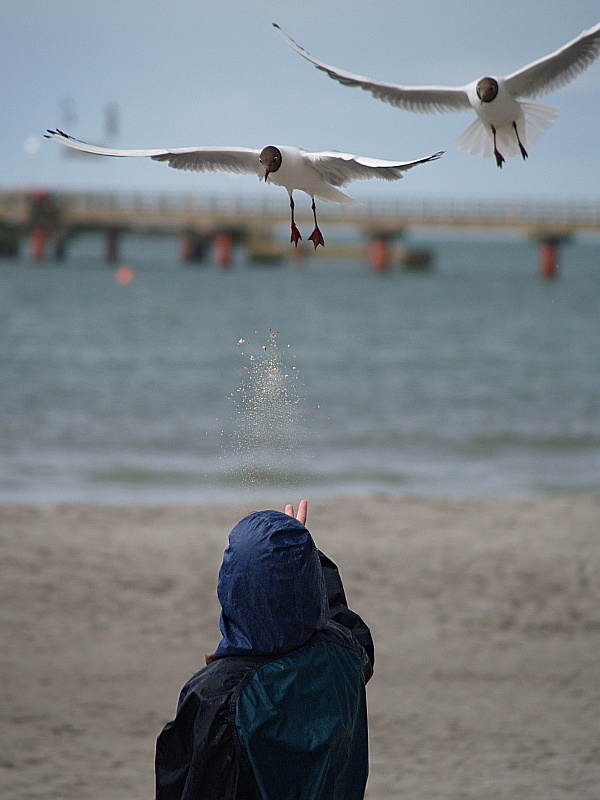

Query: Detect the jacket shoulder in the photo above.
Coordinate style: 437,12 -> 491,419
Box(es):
178,655 -> 263,708
156,657 -> 266,800
319,621 -> 374,683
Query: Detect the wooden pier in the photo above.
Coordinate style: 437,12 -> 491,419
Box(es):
1,189 -> 599,275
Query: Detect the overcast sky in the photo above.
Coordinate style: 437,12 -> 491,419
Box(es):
2,0 -> 599,202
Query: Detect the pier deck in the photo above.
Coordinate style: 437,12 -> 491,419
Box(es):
1,189 -> 599,273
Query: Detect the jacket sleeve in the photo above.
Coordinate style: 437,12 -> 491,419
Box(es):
155,668 -> 254,800
318,550 -> 375,675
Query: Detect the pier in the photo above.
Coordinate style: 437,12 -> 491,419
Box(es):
1,189 -> 599,276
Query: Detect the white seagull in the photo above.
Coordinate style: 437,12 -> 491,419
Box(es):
274,22 -> 600,168
45,129 -> 442,248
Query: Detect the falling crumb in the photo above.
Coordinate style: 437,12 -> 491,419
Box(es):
226,330 -> 305,487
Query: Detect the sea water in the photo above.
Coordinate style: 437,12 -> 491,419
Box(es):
1,233 -> 599,503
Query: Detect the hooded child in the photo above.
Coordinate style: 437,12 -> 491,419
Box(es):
155,500 -> 374,800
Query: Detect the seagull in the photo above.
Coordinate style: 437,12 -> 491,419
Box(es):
45,129 -> 442,248
274,22 -> 600,168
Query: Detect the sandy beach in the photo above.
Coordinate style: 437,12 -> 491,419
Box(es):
1,494 -> 599,799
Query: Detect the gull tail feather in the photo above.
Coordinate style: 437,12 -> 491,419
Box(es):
454,118 -> 494,158
454,102 -> 559,158
313,184 -> 362,204
518,102 -> 560,147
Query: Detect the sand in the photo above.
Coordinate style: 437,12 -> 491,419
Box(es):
1,494 -> 599,799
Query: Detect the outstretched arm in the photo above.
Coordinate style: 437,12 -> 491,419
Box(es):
284,500 -> 375,676
318,552 -> 375,677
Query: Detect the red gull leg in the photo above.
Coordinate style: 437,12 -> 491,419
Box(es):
308,198 -> 325,249
491,124 -> 505,169
512,121 -> 528,160
289,195 -> 302,246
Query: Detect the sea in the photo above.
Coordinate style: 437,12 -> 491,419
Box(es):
1,231 -> 599,504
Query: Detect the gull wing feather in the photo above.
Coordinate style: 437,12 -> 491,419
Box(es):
306,150 -> 444,187
504,22 -> 600,100
45,130 -> 262,176
273,23 -> 470,114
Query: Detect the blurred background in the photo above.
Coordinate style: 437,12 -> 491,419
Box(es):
1,0 -> 599,503
3,0 -> 600,198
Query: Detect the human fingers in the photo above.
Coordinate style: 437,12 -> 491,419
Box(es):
284,500 -> 307,525
296,499 -> 308,526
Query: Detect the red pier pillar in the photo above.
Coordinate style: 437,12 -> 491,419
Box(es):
539,239 -> 559,279
30,228 -> 47,261
180,232 -> 194,261
212,232 -> 233,268
368,236 -> 390,273
537,235 -> 571,280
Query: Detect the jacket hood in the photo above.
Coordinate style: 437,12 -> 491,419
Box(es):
214,510 -> 328,658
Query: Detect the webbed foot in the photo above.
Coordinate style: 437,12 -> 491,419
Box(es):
308,226 -> 325,249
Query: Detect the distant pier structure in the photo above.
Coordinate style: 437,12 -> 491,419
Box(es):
1,189 -> 599,277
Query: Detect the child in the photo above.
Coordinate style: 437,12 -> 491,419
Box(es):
155,500 -> 374,800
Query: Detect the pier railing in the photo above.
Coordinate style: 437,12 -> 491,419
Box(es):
2,189 -> 598,274
2,189 -> 600,237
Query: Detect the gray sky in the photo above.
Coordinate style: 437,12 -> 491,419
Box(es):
2,0 -> 599,201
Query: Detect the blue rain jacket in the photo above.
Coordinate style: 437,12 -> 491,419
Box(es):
155,510 -> 373,800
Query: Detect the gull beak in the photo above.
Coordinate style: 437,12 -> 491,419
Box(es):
263,167 -> 270,182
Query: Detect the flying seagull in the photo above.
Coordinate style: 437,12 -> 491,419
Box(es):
45,129 -> 442,248
274,22 -> 600,168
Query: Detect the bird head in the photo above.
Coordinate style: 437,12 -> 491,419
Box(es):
259,146 -> 282,181
476,77 -> 499,104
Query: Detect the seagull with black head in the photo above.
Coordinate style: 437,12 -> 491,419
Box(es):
45,129 -> 442,248
274,21 -> 600,168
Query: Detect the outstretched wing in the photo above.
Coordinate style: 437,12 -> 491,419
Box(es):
307,150 -> 444,187
505,22 -> 600,100
45,130 -> 262,176
273,24 -> 470,114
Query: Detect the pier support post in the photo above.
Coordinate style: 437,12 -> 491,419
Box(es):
368,236 -> 390,273
30,228 -> 47,261
539,239 -> 559,279
28,190 -> 59,262
0,227 -> 19,257
105,229 -> 120,263
180,232 -> 207,263
540,239 -> 558,278
212,232 -> 233,268
54,230 -> 69,261
536,234 -> 570,280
